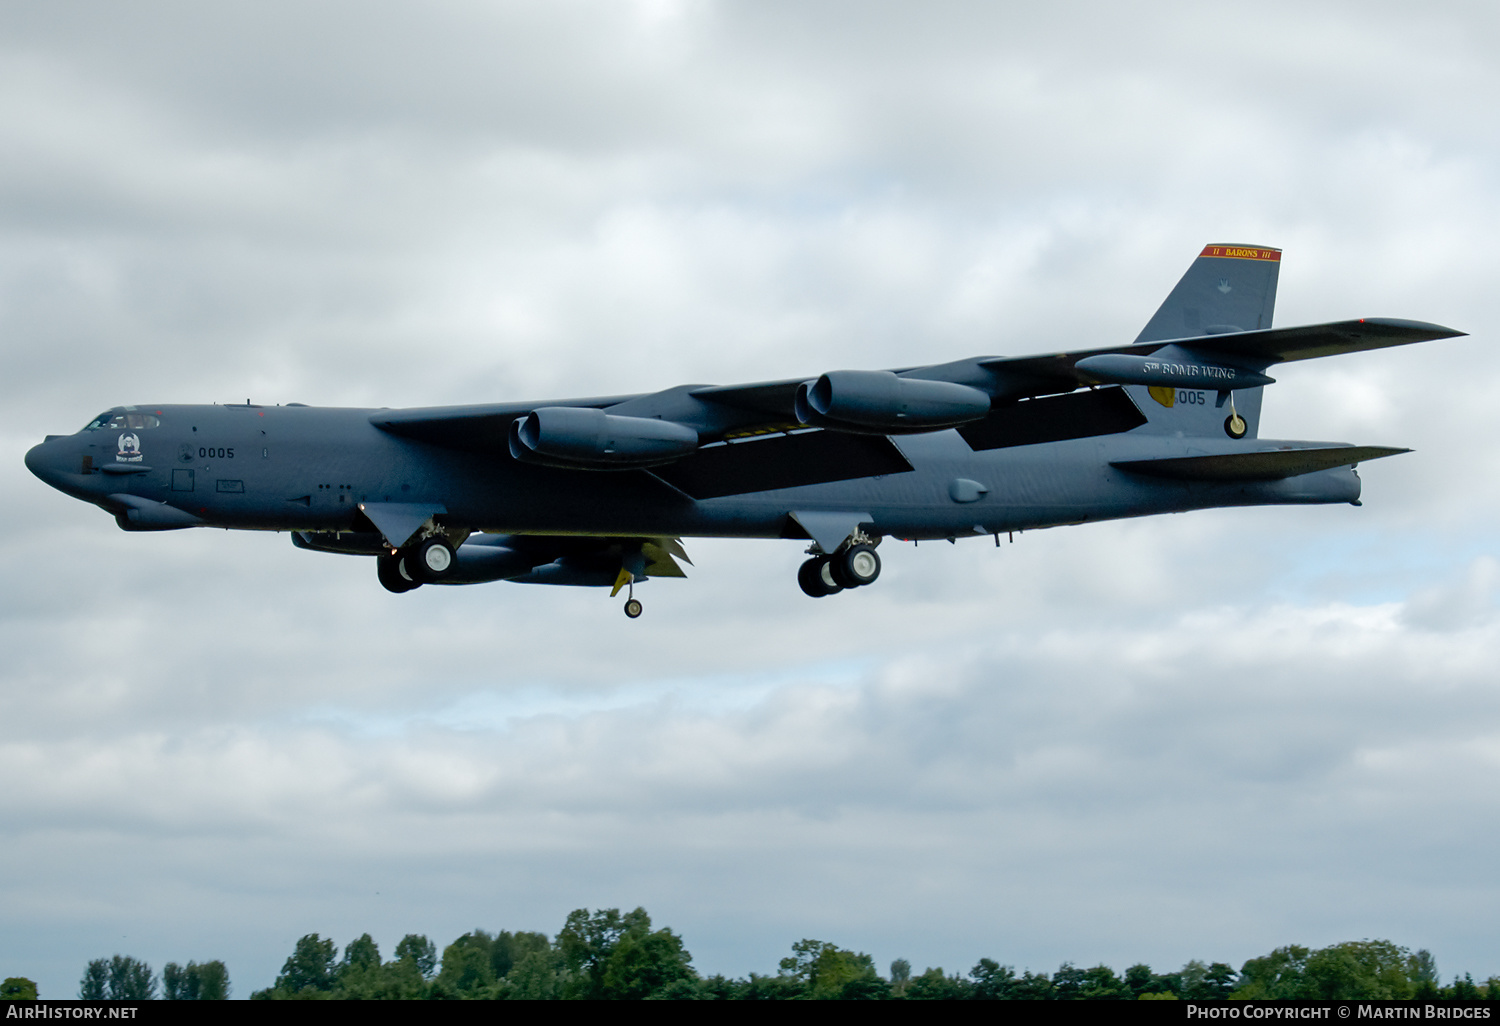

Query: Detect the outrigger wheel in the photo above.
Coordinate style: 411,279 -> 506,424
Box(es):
624,598 -> 643,618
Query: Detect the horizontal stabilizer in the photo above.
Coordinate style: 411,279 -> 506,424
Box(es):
1112,445 -> 1408,481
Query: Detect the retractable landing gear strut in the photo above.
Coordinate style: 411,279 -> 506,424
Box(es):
612,568 -> 644,618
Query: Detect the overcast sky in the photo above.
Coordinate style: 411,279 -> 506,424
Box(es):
3,0 -> 1498,998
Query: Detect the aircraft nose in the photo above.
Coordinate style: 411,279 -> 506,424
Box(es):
25,437 -> 71,491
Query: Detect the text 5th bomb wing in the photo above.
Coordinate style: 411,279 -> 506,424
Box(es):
26,245 -> 1465,618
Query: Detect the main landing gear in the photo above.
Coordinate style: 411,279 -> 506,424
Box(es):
376,536 -> 457,594
798,541 -> 881,598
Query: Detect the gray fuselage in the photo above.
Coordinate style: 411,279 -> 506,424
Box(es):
25,396 -> 1359,546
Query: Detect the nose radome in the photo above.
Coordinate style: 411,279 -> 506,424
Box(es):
25,441 -> 47,477
25,439 -> 67,489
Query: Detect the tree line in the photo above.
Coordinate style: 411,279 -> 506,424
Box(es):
10,910 -> 1499,1000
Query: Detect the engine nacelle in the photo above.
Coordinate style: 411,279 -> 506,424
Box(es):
794,370 -> 991,434
509,406 -> 699,469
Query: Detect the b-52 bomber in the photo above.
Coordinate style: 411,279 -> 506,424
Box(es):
26,244 -> 1464,617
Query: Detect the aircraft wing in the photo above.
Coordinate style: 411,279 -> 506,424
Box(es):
368,319 -> 1464,462
369,395 -> 643,451
985,317 -> 1464,382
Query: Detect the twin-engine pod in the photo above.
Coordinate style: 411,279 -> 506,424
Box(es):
795,370 -> 992,434
1075,349 -> 1275,390
509,406 -> 700,469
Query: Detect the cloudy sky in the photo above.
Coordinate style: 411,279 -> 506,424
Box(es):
3,0 -> 1498,998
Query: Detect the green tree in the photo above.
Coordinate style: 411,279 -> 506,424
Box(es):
1413,949 -> 1440,987
162,960 -> 230,1000
272,934 -> 338,995
79,960 -> 108,1000
82,956 -> 155,1000
601,923 -> 696,999
1052,962 -> 1087,999
162,963 -> 190,1000
778,938 -> 884,999
340,934 -> 380,976
192,960 -> 230,1000
1179,960 -> 1237,999
1309,941 -> 1417,1000
889,958 -> 911,997
1011,969 -> 1056,1000
1235,944 -> 1313,1000
558,907 -> 696,1000
558,908 -> 645,999
905,966 -> 970,1000
505,946 -> 564,1000
1203,963 -> 1237,1000
970,958 -> 1018,1000
436,931 -> 497,996
734,972 -> 804,1000
1237,940 -> 1419,1000
1451,974 -> 1482,1000
394,934 -> 437,979
1,978 -> 38,1000
491,930 -> 550,981
335,956 -> 429,1000
333,934 -> 431,1001
1124,963 -> 1157,999
1079,965 -> 1130,999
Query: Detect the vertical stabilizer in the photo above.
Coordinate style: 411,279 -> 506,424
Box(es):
1134,244 -> 1281,344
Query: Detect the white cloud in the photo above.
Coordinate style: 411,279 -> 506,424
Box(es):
2,0 -> 1498,999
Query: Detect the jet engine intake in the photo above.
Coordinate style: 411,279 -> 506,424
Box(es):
795,370 -> 991,434
509,407 -> 700,469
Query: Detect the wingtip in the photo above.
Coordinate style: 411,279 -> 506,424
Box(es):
1356,317 -> 1467,339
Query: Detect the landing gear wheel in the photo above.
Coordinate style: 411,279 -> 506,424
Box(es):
798,556 -> 843,598
1224,412 -> 1247,439
833,545 -> 881,588
408,537 -> 456,582
377,553 -> 419,593
624,598 -> 643,618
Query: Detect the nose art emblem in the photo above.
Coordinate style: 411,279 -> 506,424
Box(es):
116,432 -> 144,462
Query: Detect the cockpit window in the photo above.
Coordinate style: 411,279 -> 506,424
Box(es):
83,411 -> 160,430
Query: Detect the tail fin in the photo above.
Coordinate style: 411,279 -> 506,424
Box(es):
1125,244 -> 1280,439
1134,244 -> 1281,344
